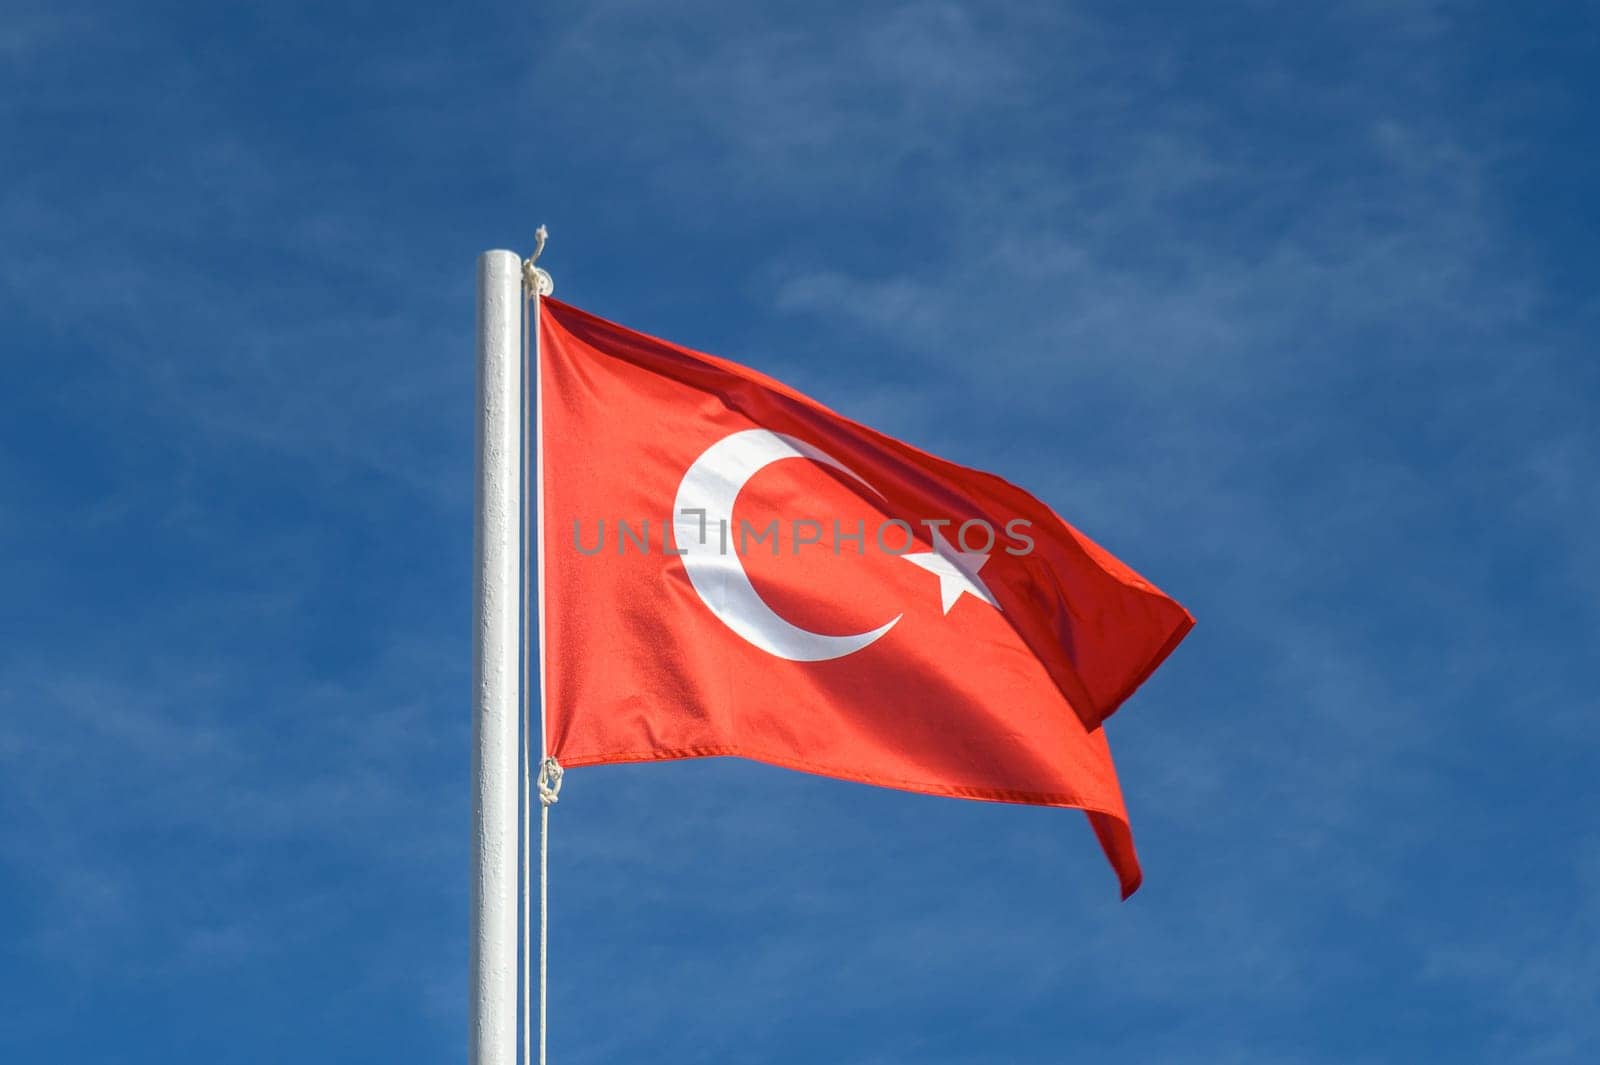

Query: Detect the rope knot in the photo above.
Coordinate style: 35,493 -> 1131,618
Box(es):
523,225 -> 554,297
536,756 -> 564,807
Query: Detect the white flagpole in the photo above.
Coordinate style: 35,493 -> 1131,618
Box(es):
471,249 -> 522,1065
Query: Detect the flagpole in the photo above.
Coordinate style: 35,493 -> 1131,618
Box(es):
471,249 -> 522,1065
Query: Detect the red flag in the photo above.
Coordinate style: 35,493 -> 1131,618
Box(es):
538,298 -> 1193,896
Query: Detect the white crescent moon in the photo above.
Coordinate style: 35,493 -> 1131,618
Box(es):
672,429 -> 902,662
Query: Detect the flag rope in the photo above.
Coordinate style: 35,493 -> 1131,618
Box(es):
537,756 -> 561,1065
521,231 -> 556,1065
519,255 -> 532,1065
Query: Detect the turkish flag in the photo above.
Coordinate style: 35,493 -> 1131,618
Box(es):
538,298 -> 1193,896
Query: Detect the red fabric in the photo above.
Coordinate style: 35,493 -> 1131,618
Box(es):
539,298 -> 1193,897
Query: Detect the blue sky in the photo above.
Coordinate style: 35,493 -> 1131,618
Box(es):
4,1 -> 1598,1062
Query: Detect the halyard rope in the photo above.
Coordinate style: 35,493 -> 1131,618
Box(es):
520,257 -> 533,1065
522,229 -> 557,1065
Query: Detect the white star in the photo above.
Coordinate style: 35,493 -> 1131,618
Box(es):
900,530 -> 1001,615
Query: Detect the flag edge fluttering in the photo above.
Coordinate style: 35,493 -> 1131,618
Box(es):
555,745 -> 1147,898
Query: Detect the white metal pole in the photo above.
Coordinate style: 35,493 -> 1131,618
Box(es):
471,249 -> 522,1065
